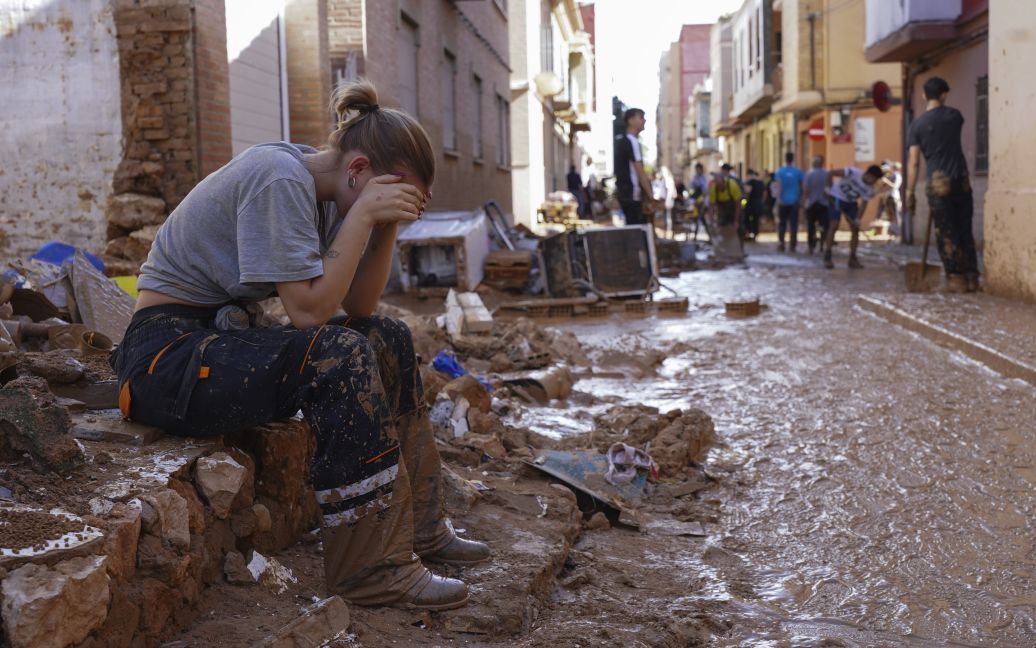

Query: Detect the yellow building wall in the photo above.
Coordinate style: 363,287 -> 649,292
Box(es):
822,0 -> 900,104
983,0 -> 1036,302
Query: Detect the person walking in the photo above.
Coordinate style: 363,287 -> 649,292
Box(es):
567,163 -> 587,217
709,163 -> 743,261
614,108 -> 654,225
803,156 -> 830,254
774,152 -> 805,252
110,79 -> 488,611
743,169 -> 766,241
823,164 -> 883,269
905,76 -> 980,292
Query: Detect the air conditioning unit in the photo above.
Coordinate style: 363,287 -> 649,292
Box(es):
578,225 -> 658,298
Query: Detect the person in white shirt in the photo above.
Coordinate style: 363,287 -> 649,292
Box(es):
823,164 -> 883,269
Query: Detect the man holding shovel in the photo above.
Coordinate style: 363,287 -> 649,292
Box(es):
905,76 -> 980,292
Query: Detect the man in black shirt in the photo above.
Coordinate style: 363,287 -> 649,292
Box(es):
567,164 -> 587,217
906,76 -> 980,292
743,169 -> 766,240
614,108 -> 654,225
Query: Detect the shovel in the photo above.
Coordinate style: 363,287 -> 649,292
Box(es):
904,207 -> 941,292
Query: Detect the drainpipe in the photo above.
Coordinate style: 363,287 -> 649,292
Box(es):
808,12 -> 817,90
902,62 -> 914,244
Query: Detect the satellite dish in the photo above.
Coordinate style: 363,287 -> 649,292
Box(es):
533,71 -> 564,97
873,81 -> 893,112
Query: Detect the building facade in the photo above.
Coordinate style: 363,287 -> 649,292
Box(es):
509,0 -> 593,228
864,0 -> 987,245
982,0 -> 1036,301
657,25 -> 711,181
327,0 -> 513,215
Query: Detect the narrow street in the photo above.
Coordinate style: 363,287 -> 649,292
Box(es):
512,244 -> 1036,647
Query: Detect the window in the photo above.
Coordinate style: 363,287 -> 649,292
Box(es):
976,75 -> 988,173
748,16 -> 754,79
472,74 -> 483,160
397,14 -> 419,117
496,93 -> 510,166
442,50 -> 457,151
541,19 -> 554,72
755,6 -> 762,72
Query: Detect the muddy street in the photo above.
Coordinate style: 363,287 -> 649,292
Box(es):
513,245 -> 1036,647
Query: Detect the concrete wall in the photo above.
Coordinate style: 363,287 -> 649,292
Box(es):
983,0 -> 1036,302
0,0 -> 123,259
822,0 -> 901,106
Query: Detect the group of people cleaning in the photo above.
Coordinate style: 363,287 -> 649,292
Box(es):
613,75 -> 980,291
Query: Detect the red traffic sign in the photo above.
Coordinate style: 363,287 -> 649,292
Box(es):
873,81 -> 893,112
807,118 -> 825,142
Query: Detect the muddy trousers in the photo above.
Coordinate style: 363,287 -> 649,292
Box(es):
111,305 -> 453,605
778,204 -> 799,248
805,203 -> 829,252
928,184 -> 979,277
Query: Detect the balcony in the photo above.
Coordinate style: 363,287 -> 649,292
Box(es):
864,0 -> 962,63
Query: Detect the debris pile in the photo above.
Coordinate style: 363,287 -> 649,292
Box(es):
580,404 -> 717,475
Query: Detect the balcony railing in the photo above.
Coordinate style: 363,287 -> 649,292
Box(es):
865,0 -> 962,48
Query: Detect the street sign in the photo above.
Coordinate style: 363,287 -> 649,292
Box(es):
808,118 -> 825,142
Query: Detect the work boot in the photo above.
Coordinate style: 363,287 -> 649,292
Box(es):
942,273 -> 968,293
848,255 -> 863,269
396,411 -> 456,556
966,273 -> 982,293
422,535 -> 491,566
777,241 -> 785,253
393,572 -> 469,611
823,251 -> 834,269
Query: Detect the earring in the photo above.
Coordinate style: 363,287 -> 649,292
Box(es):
347,175 -> 356,189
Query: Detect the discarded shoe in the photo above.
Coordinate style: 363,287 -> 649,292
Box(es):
422,535 -> 491,566
848,255 -> 863,269
605,442 -> 658,485
394,573 -> 469,611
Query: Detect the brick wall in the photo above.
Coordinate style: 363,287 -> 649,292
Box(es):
285,0 -> 332,147
111,0 -> 199,214
323,0 -> 512,213
193,0 -> 232,178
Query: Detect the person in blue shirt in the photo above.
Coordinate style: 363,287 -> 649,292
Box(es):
774,152 -> 806,252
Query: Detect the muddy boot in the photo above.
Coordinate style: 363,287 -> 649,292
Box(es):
423,534 -> 491,566
322,460 -> 442,607
394,571 -> 469,611
848,255 -> 863,269
942,273 -> 968,293
823,250 -> 834,269
966,273 -> 982,293
777,241 -> 785,253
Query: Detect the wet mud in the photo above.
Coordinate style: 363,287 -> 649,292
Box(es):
514,247 -> 1036,646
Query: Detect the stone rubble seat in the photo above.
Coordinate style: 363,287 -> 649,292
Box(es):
193,451 -> 247,519
0,555 -> 110,648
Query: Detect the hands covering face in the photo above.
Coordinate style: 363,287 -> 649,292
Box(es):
352,174 -> 430,226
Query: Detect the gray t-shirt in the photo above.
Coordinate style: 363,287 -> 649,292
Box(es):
138,143 -> 342,305
804,168 -> 829,207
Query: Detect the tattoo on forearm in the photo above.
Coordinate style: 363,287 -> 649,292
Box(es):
324,249 -> 341,258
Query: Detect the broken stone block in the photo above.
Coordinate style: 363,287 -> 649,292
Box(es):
230,507 -> 257,538
258,596 -> 350,648
252,503 -> 272,533
16,351 -> 86,384
122,224 -> 162,263
135,534 -> 190,586
223,550 -> 254,585
167,478 -> 206,535
194,452 -> 246,519
442,375 -> 491,413
1,555 -> 110,648
107,193 -> 166,230
586,512 -> 610,531
442,465 -> 481,514
84,502 -> 141,582
140,489 -> 190,549
0,377 -> 84,473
